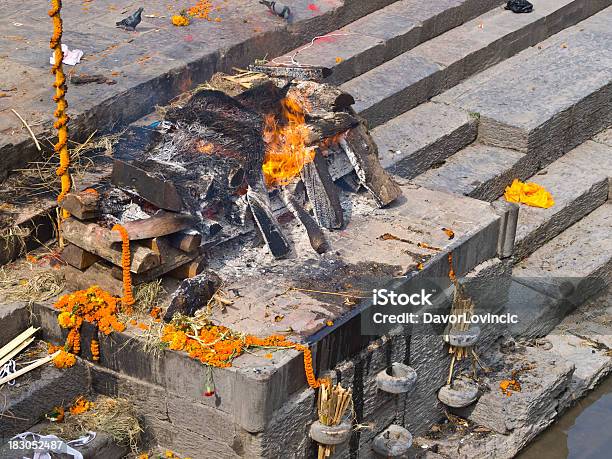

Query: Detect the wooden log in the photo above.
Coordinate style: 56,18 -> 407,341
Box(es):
248,64 -> 332,82
111,243 -> 201,285
305,112 -> 359,145
340,123 -> 403,207
246,187 -> 292,259
168,256 -> 207,280
281,187 -> 328,254
61,243 -> 100,270
164,271 -> 222,321
286,81 -> 355,112
107,211 -> 197,242
166,231 -> 202,253
301,151 -> 344,229
59,190 -> 100,220
112,157 -> 184,212
62,218 -> 160,273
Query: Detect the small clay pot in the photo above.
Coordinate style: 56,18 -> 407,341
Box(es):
437,378 -> 479,408
447,326 -> 481,348
309,420 -> 352,446
372,424 -> 413,457
376,363 -> 417,394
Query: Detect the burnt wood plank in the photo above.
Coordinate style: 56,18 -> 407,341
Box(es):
246,187 -> 291,259
340,123 -> 403,207
281,187 -> 328,254
62,218 -> 160,273
107,211 -> 197,242
301,151 -> 344,229
305,112 -> 358,145
166,230 -> 202,253
248,64 -> 332,82
286,81 -> 355,111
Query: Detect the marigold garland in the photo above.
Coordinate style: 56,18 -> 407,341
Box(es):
111,224 -> 135,309
49,0 -> 71,215
161,322 -> 328,389
52,349 -> 76,368
91,339 -> 100,361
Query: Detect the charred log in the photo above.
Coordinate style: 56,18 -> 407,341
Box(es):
164,271 -> 222,321
107,211 -> 197,242
305,112 -> 358,145
301,151 -> 344,229
248,64 -> 332,82
281,186 -> 328,254
247,187 -> 291,258
340,124 -> 403,207
286,81 -> 355,112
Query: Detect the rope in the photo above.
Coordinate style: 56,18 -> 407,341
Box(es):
49,0 -> 71,216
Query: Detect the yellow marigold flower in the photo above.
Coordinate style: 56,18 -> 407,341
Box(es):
171,15 -> 190,26
165,451 -> 174,458
58,311 -> 76,328
504,179 -> 554,208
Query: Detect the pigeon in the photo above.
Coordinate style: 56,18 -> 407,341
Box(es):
259,1 -> 291,20
116,7 -> 144,31
505,0 -> 533,13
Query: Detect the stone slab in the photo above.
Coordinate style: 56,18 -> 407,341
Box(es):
342,0 -> 611,128
372,102 -> 478,178
435,7 -> 612,162
509,140 -> 612,261
0,361 -> 90,438
0,303 -> 28,347
459,345 -> 575,435
412,143 -> 530,201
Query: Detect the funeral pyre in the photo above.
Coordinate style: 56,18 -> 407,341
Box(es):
57,69 -> 402,320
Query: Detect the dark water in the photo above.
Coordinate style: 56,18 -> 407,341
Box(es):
519,374 -> 612,459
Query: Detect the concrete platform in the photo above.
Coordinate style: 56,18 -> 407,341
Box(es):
342,0 -> 611,128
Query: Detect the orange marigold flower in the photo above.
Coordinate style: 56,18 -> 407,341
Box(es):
69,396 -> 94,415
58,311 -> 76,328
53,350 -> 76,368
171,14 -> 190,26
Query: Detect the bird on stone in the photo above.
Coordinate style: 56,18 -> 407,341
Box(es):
505,0 -> 534,13
116,7 -> 144,31
259,1 -> 291,20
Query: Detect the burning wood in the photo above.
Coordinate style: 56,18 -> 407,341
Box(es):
301,151 -> 344,229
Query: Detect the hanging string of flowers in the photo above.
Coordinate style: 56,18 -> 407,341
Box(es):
49,0 -> 71,216
111,224 -> 135,309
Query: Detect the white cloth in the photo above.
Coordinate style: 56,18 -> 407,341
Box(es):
49,44 -> 83,66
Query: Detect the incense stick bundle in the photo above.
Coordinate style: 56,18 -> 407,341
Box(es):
316,382 -> 352,458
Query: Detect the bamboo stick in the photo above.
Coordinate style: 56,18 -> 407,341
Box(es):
0,351 -> 60,386
0,327 -> 39,360
0,337 -> 35,368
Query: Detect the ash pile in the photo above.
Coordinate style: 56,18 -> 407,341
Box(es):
58,66 -> 402,316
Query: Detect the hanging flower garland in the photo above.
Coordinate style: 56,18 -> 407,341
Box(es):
111,224 -> 135,309
49,0 -> 71,215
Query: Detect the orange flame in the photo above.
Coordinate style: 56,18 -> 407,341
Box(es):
262,98 -> 315,188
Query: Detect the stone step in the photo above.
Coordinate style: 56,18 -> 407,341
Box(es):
508,203 -> 612,338
507,141 -> 612,261
372,102 -> 478,179
413,138 -> 612,257
435,6 -> 612,163
342,0 -> 611,128
0,357 -> 90,438
274,0 -> 501,85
